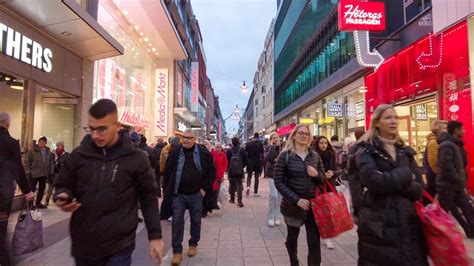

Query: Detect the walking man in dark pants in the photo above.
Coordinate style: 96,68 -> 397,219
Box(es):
245,132 -> 264,196
161,129 -> 216,265
226,137 -> 247,207
436,121 -> 474,238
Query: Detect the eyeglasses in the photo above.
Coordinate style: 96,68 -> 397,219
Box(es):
84,123 -> 116,135
296,131 -> 310,137
182,136 -> 195,141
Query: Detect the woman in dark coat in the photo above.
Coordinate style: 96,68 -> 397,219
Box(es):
274,125 -> 326,266
265,132 -> 283,227
356,104 -> 428,266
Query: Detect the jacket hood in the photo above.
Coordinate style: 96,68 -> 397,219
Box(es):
77,130 -> 135,159
155,142 -> 166,149
438,132 -> 464,146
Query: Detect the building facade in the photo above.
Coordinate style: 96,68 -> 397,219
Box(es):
243,90 -> 255,142
253,20 -> 275,137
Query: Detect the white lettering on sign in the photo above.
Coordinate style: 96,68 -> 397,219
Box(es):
344,4 -> 383,26
191,62 -> 199,113
155,69 -> 168,137
120,110 -> 149,129
0,23 -> 53,72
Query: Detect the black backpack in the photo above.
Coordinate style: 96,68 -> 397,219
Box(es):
228,148 -> 244,176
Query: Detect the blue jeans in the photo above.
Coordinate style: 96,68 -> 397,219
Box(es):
172,192 -> 203,253
74,245 -> 133,266
267,178 -> 282,221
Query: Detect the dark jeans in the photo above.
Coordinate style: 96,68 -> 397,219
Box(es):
0,179 -> 14,266
229,176 -> 243,203
285,209 -> 321,266
75,245 -> 134,266
31,176 -> 47,206
438,189 -> 474,236
172,192 -> 203,254
246,162 -> 261,193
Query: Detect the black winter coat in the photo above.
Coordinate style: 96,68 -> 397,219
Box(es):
54,131 -> 162,259
245,137 -> 264,166
0,126 -> 31,210
160,144 -> 216,220
356,138 -> 427,266
264,145 -> 281,179
226,146 -> 247,178
436,132 -> 468,191
274,150 -> 326,221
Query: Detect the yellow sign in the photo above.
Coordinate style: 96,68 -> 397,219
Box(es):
299,118 -> 314,124
318,117 -> 335,124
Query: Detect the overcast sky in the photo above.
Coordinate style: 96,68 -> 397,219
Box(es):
192,0 -> 277,136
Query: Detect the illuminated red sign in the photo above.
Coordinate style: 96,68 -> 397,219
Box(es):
191,62 -> 199,112
155,69 -> 168,136
338,0 -> 386,32
120,110 -> 149,129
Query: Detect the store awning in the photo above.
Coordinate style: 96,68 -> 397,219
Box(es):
2,0 -> 123,60
277,123 -> 296,136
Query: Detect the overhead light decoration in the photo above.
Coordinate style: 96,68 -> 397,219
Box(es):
8,80 -> 23,90
240,81 -> 248,94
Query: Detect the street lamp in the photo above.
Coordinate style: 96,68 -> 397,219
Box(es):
240,81 -> 248,94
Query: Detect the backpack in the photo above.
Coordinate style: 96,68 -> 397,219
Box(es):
228,148 -> 244,177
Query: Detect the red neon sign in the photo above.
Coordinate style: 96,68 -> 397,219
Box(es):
338,0 -> 386,32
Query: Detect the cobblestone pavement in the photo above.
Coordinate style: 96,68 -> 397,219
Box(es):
8,177 -> 474,266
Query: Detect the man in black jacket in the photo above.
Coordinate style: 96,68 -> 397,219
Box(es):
226,137 -> 247,207
0,112 -> 34,266
245,133 -> 264,196
54,99 -> 164,265
161,129 -> 216,265
150,137 -> 166,196
436,121 -> 474,238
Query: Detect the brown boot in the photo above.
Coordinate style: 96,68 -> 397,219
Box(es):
187,246 -> 197,257
171,253 -> 183,265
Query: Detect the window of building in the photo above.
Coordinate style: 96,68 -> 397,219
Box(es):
262,95 -> 266,109
404,0 -> 431,23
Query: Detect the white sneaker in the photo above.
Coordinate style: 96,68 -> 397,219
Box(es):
325,239 -> 335,249
268,219 -> 275,227
274,219 -> 281,226
168,217 -> 173,222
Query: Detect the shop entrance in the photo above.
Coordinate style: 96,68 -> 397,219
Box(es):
394,97 -> 438,165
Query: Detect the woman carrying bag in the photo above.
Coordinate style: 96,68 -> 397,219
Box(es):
274,125 -> 326,266
356,104 -> 428,265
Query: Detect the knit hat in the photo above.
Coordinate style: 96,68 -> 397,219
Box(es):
170,137 -> 180,146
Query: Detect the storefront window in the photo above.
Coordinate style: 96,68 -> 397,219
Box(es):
0,82 -> 23,140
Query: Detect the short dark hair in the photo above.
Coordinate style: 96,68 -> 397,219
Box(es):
232,137 -> 240,146
253,133 -> 259,138
38,136 -> 47,143
330,135 -> 339,142
89,99 -> 118,119
448,121 -> 463,135
140,134 -> 147,143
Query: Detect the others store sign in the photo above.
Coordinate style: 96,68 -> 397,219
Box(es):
338,0 -> 386,32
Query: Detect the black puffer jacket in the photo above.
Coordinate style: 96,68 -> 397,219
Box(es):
54,131 -> 161,259
356,138 -> 427,266
274,150 -> 326,220
436,132 -> 468,191
264,145 -> 281,179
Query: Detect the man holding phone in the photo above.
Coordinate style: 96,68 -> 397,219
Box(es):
53,99 -> 164,265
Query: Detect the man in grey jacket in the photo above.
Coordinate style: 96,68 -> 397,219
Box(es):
25,136 -> 54,209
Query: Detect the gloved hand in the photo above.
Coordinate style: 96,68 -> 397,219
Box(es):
402,181 -> 423,202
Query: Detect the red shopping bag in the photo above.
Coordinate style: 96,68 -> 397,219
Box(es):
310,180 -> 354,239
415,191 -> 469,266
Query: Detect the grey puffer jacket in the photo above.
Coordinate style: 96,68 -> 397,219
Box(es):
25,146 -> 55,178
436,132 -> 468,191
273,150 -> 326,221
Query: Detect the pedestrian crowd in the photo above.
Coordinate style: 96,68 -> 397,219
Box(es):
0,100 -> 473,266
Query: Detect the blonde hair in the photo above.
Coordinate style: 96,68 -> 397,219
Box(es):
359,104 -> 405,146
283,125 -> 312,154
269,132 -> 279,140
431,119 -> 447,134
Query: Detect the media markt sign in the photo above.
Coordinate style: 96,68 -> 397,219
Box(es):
0,23 -> 53,72
155,69 -> 168,136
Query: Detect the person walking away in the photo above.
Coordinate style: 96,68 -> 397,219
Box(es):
274,125 -> 326,266
265,132 -> 283,227
160,137 -> 181,192
423,120 -> 447,201
45,141 -> 69,206
245,133 -> 264,196
330,135 -> 344,167
139,134 -> 153,155
346,129 -> 365,219
25,136 -> 54,209
0,112 -> 34,266
161,129 -> 216,265
226,137 -> 247,207
53,99 -> 164,265
356,104 -> 427,265
436,121 -> 474,238
150,137 -> 166,196
211,143 -> 228,211
312,135 -> 342,250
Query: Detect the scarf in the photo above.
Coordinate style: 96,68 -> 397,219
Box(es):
56,147 -> 65,157
174,144 -> 203,194
378,136 -> 397,161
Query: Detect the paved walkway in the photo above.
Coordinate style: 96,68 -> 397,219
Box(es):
8,177 -> 474,265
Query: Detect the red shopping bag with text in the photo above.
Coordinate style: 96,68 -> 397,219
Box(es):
415,191 -> 469,266
310,180 -> 354,239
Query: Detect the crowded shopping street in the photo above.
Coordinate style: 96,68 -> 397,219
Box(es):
2,0 -> 474,266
